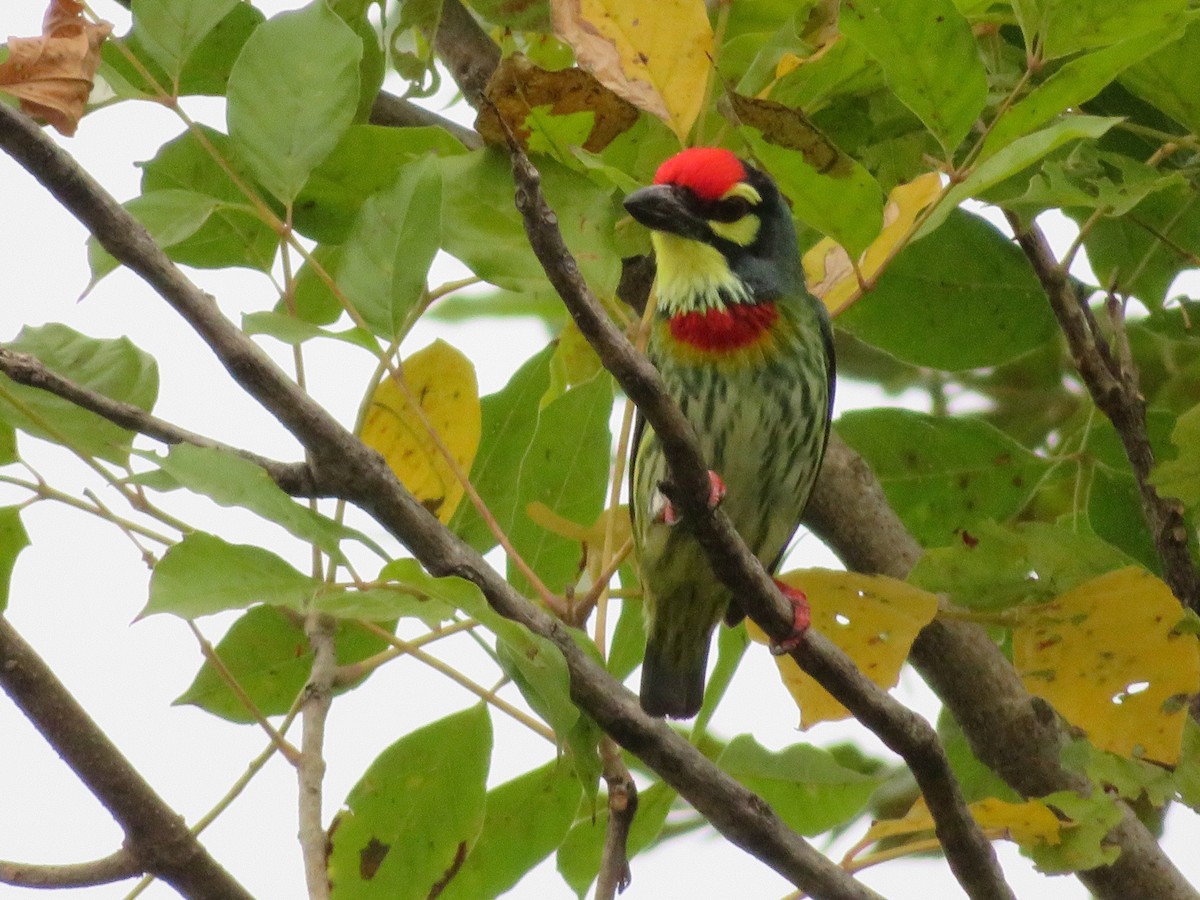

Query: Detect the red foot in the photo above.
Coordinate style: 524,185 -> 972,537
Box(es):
769,580 -> 810,656
653,470 -> 726,526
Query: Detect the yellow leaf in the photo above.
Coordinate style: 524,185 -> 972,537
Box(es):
1013,567 -> 1200,764
550,0 -> 713,142
803,172 -> 942,317
359,340 -> 481,524
856,797 -> 1061,858
748,569 -> 938,728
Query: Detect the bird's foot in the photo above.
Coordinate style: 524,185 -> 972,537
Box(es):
652,470 -> 726,526
769,580 -> 811,656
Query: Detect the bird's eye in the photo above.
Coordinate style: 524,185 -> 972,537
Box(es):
712,196 -> 752,222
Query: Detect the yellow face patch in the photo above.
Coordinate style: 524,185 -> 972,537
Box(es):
709,214 -> 760,246
651,231 -> 748,315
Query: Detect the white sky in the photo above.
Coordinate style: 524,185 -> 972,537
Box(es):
1,3 -> 1197,899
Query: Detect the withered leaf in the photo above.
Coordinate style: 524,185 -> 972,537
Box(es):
476,54 -> 637,153
722,91 -> 854,178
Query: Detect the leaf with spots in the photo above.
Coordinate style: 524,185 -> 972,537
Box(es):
328,704 -> 492,898
359,340 -> 481,524
1014,567 -> 1200,764
749,569 -> 938,728
837,409 -> 1052,548
551,0 -> 713,142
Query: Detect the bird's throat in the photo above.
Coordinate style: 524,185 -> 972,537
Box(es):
668,302 -> 779,353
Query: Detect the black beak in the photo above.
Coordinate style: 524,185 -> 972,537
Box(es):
623,184 -> 708,241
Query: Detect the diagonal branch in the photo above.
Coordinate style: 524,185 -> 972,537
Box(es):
0,103 -> 881,900
0,346 -> 321,496
0,616 -> 254,900
806,433 -> 1199,900
1004,212 -> 1199,613
506,143 -> 1013,900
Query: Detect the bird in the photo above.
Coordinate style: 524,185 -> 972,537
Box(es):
624,147 -> 835,719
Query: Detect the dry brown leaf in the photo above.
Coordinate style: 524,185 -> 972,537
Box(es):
476,54 -> 638,153
0,0 -> 113,136
723,91 -> 852,177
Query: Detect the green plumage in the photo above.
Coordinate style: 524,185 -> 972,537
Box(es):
625,151 -> 834,719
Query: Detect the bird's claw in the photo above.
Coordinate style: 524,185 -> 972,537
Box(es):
651,470 -> 726,526
769,579 -> 810,656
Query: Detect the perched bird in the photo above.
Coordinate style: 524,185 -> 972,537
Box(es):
624,147 -> 835,719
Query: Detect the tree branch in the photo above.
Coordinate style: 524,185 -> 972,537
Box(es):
369,90 -> 483,150
299,613 -> 336,900
0,851 -> 139,889
1004,212 -> 1199,613
806,434 -> 1200,900
0,103 -> 882,900
0,346 -> 321,496
505,143 -> 1013,900
0,615 -> 254,899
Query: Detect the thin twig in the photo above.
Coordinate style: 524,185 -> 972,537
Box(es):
595,736 -> 638,899
298,612 -> 336,900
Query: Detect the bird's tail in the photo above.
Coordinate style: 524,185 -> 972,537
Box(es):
639,637 -> 710,719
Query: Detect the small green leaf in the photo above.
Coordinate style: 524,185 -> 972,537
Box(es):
918,116 -> 1120,237
439,763 -> 581,900
335,155 -> 442,338
293,124 -> 468,243
980,25 -> 1186,160
719,736 -> 881,835
316,558 -> 463,625
0,325 -> 158,466
328,705 -> 492,899
176,606 -> 391,722
1151,402 -> 1200,507
837,409 -> 1052,547
839,0 -> 987,153
227,2 -> 362,204
911,520 -> 1134,609
145,532 -> 319,618
1122,14 -> 1200,135
1026,790 -> 1121,872
87,190 -> 221,285
1016,0 -> 1190,60
242,311 -> 379,353
138,444 -> 384,561
131,0 -> 239,79
693,621 -> 749,735
840,209 -> 1056,370
0,507 -> 29,614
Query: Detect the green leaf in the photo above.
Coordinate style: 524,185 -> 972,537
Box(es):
980,25 -> 1186,160
606,589 -> 646,683
137,126 -> 277,271
103,2 -> 264,97
938,708 -> 1021,804
440,151 -> 621,296
838,0 -> 987,153
504,375 -> 613,595
329,705 -> 492,899
132,0 -> 239,79
335,155 -> 442,338
0,325 -> 158,466
557,781 -> 675,898
718,736 -> 881,835
242,311 -> 379,353
918,116 -> 1120,237
693,621 -> 749,736
175,606 -> 391,722
293,124 -> 468,243
144,532 -> 319,618
439,763 -> 581,900
1177,718 -> 1200,812
839,209 -> 1056,370
1151,402 -> 1200,508
1015,0 -> 1190,60
1122,14 -> 1200,135
738,121 -> 885,257
227,2 -> 362,204
451,345 -> 555,551
292,243 -> 346,325
87,190 -> 221,285
1026,790 -> 1121,872
837,409 -> 1052,547
316,558 -> 464,626
911,520 -> 1134,610
0,507 -> 29,614
1076,184 -> 1200,308
139,444 -> 383,561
